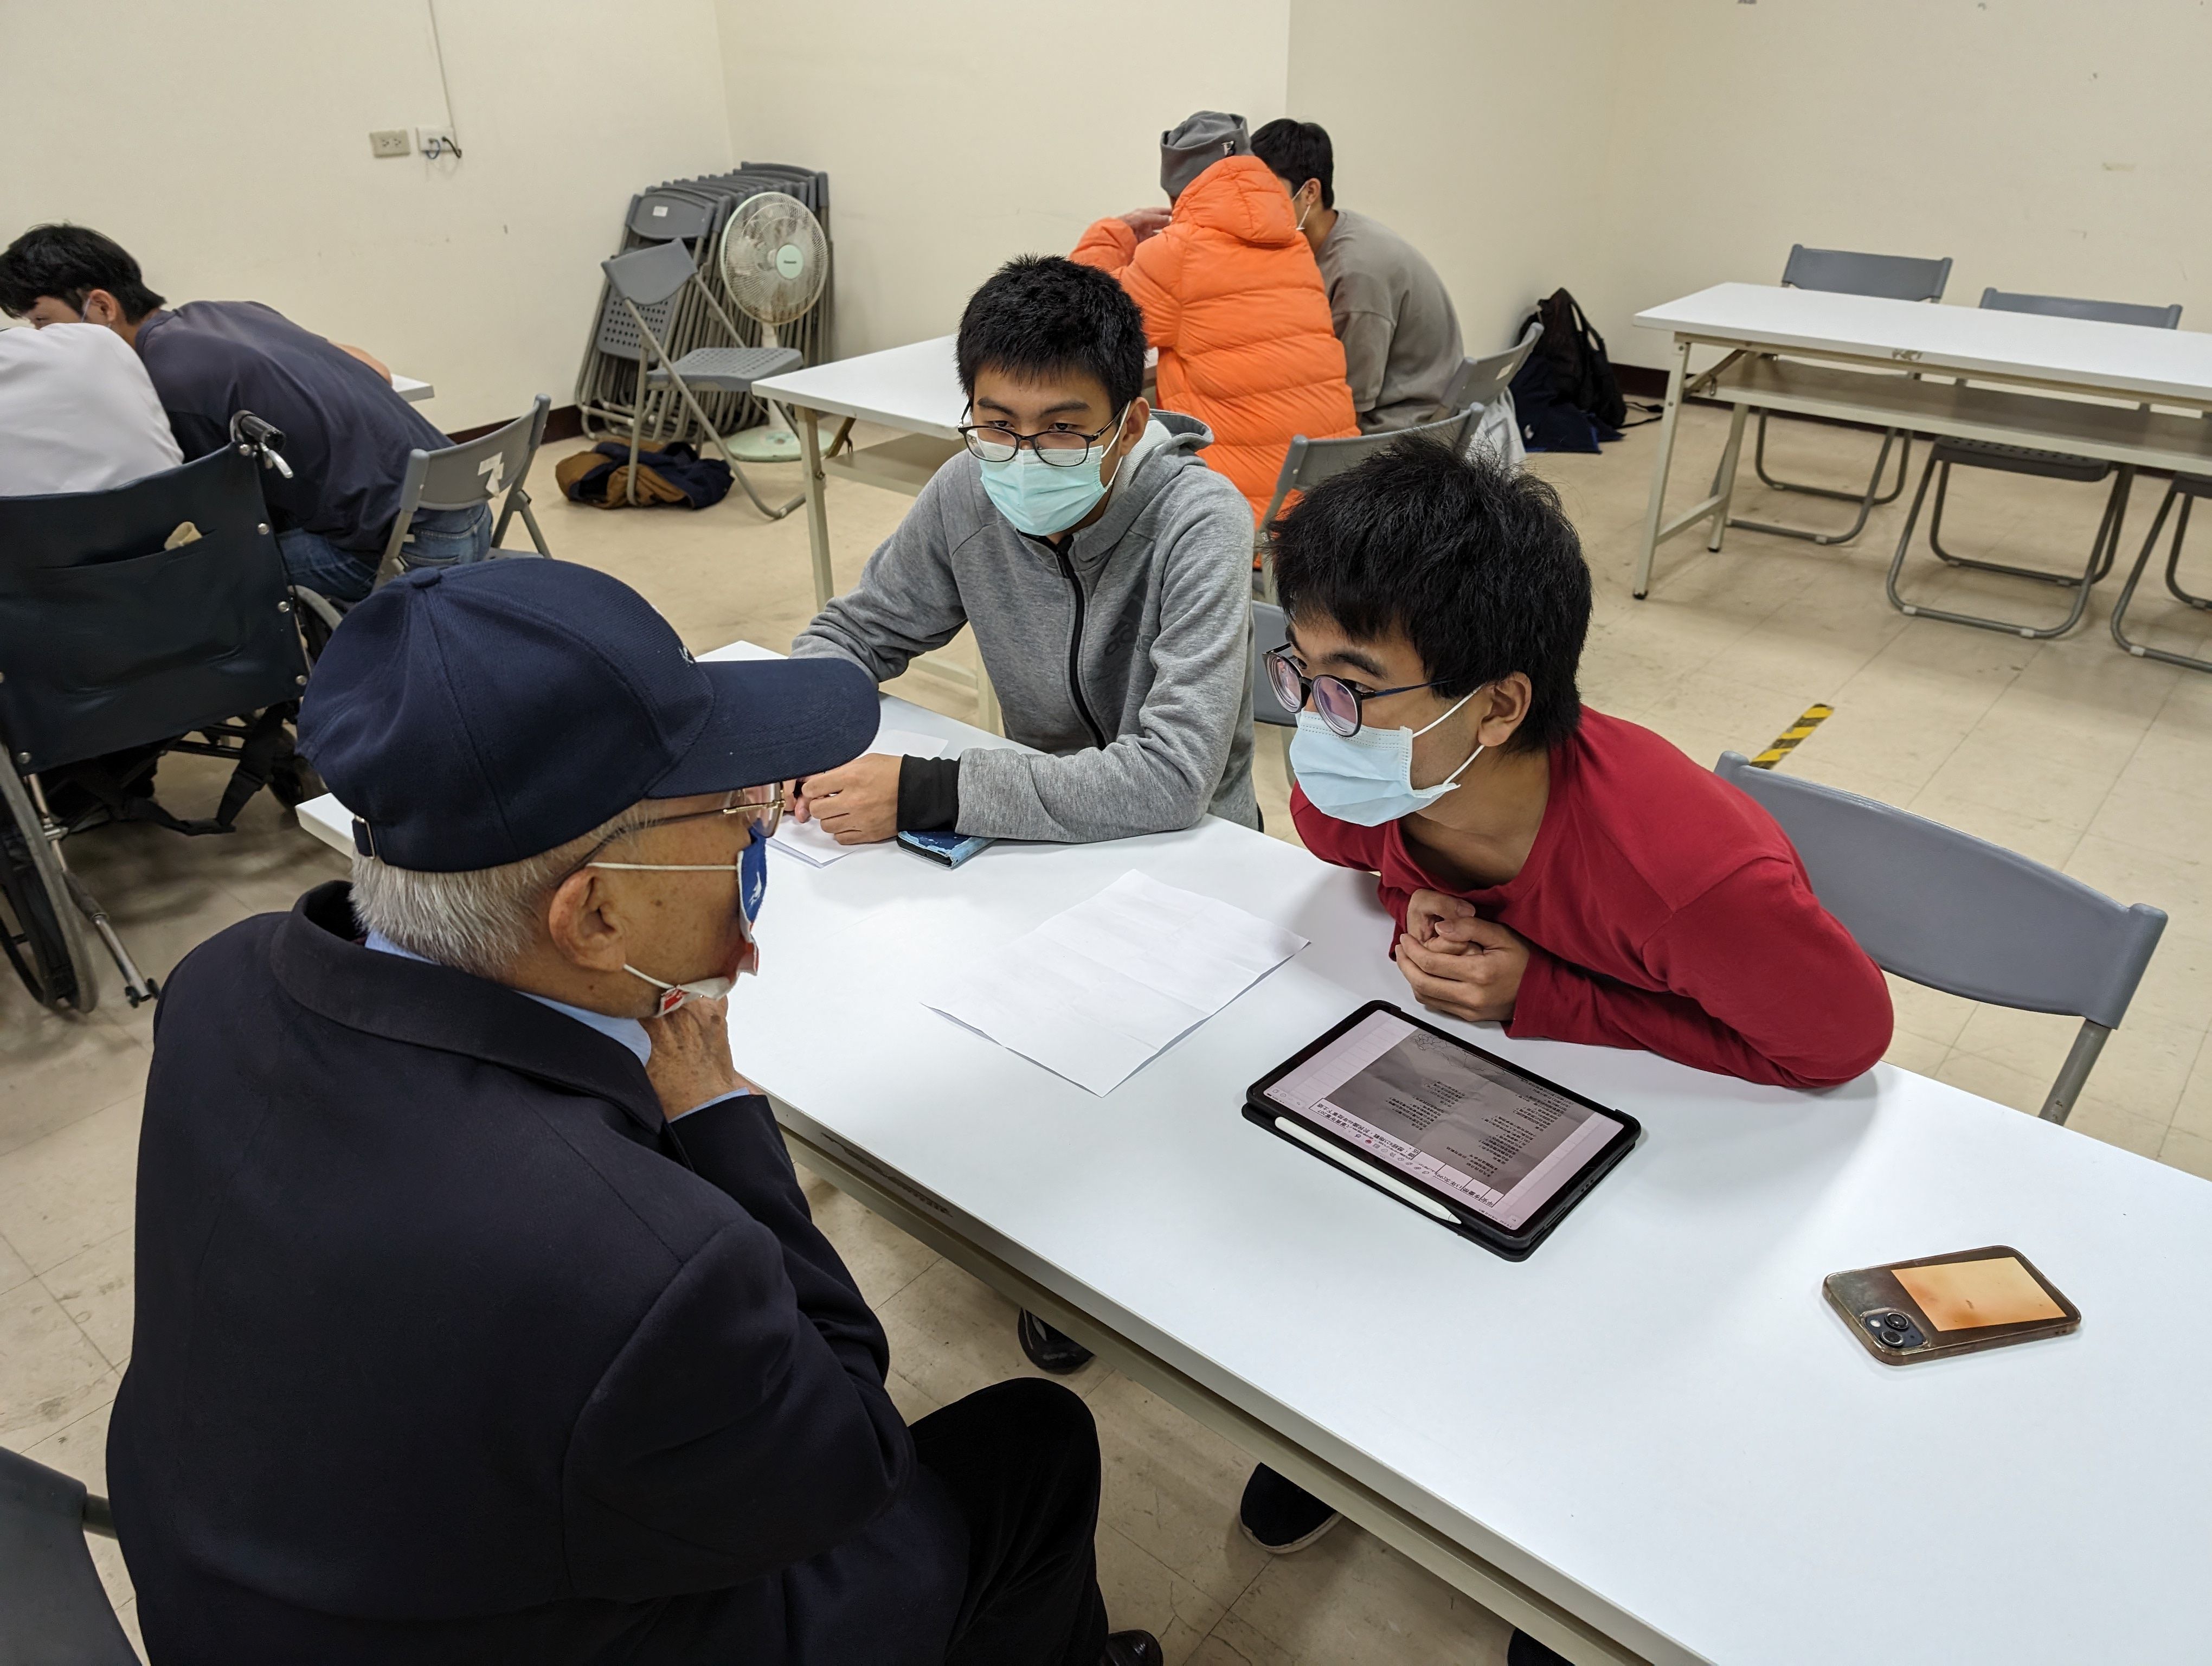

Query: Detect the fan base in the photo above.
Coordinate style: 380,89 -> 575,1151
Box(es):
727,425 -> 803,463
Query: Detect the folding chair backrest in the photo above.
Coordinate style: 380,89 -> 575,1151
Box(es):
0,444 -> 308,772
0,1445 -> 139,1665
604,240 -> 703,311
399,397 -> 549,517
380,397 -> 551,574
1443,321 -> 1542,416
1251,600 -> 1296,729
1257,403 -> 1483,531
1979,288 -> 2183,331
626,191 -> 717,243
1715,753 -> 2164,1027
1781,245 -> 1951,303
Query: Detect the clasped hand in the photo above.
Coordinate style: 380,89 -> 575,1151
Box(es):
1394,888 -> 1529,1025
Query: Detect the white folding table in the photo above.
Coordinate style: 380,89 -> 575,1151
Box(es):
749,339 -> 1000,730
291,648 -> 2212,1665
393,374 -> 434,404
1631,283 -> 2212,601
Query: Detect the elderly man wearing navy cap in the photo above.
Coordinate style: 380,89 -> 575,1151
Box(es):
105,561 -> 1160,1666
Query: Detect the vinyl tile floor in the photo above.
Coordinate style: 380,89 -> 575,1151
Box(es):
5,406 -> 2210,1662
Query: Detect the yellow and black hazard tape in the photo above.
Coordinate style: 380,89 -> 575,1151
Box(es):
1750,703 -> 1834,769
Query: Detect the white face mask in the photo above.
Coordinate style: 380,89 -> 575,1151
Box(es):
1287,688 -> 1487,826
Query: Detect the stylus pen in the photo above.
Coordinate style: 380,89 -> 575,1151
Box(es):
1271,1119 -> 1458,1222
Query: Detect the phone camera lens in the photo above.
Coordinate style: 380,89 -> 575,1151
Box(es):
1866,1310 -> 1924,1349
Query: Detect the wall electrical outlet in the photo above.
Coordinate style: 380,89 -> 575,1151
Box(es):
415,126 -> 460,162
369,129 -> 413,159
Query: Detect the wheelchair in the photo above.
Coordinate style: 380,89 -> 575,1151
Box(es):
0,415 -> 319,1013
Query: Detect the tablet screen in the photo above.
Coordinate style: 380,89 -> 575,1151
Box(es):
1263,1008 -> 1626,1231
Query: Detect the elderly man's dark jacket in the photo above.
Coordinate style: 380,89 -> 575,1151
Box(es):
108,882 -> 965,1663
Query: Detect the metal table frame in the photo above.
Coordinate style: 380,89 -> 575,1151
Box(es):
1632,291 -> 2212,604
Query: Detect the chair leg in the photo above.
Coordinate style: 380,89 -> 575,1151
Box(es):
511,486 -> 553,560
2112,484 -> 2212,672
1705,403 -> 1748,554
1887,458 -> 2113,640
657,367 -> 802,521
2039,1020 -> 2111,1124
1733,409 -> 1903,546
2164,493 -> 2212,610
1930,463 -> 2129,588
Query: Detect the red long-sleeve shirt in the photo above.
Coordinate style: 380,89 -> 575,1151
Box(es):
1291,710 -> 1892,1088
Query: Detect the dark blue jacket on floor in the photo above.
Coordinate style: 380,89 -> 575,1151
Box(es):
108,881 -> 965,1664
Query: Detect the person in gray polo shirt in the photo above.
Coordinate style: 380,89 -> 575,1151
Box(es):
1252,120 -> 1465,434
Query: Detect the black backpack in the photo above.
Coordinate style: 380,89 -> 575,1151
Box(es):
1523,288 -> 1651,432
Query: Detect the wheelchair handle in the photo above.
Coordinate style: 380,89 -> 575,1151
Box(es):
229,411 -> 294,479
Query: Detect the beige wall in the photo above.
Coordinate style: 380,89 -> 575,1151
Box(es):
1585,0 -> 2212,370
1285,0 -> 1625,363
714,0 -> 1291,356
0,0 -> 733,432
11,2 -> 2212,415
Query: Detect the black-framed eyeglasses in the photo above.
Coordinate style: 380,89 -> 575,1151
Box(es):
957,404 -> 1126,468
1264,649 -> 1443,738
570,787 -> 782,872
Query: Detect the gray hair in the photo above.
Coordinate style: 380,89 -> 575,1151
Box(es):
349,802 -> 656,979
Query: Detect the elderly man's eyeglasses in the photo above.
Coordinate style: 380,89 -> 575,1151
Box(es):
574,787 -> 782,873
956,405 -> 1127,468
1263,650 -> 1445,738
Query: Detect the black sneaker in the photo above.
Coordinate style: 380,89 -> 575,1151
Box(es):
1101,1630 -> 1163,1665
1016,1310 -> 1095,1375
1237,1464 -> 1340,1553
1507,1631 -> 1573,1666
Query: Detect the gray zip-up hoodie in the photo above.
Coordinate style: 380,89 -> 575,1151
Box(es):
792,412 -> 1257,841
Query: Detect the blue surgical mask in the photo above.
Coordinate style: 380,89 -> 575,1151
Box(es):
589,823 -> 769,1013
978,410 -> 1131,536
1288,690 -> 1486,826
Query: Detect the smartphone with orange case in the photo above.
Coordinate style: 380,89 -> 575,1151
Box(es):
1824,1246 -> 2079,1366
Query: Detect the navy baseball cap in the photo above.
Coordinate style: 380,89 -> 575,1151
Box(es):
297,561 -> 877,873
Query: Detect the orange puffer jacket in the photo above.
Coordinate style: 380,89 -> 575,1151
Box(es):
1074,155 -> 1357,521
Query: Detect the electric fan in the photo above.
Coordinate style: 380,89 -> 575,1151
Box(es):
716,190 -> 829,462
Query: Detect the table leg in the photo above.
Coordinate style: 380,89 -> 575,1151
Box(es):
1631,337 -> 1692,600
798,407 -> 834,611
1706,403 -> 1748,553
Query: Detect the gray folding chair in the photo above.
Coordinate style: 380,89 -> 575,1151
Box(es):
600,241 -> 803,520
1887,290 -> 2181,640
0,1445 -> 137,1665
1253,402 -> 1483,592
1730,244 -> 1953,547
1251,599 -> 1296,782
374,394 -> 555,588
2108,471 -> 2212,675
1715,752 -> 2166,1124
1442,321 -> 1542,420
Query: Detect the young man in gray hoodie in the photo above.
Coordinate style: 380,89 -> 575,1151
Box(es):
788,255 -> 1256,847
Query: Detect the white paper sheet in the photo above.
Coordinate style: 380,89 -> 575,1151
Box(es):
923,871 -> 1307,1094
770,726 -> 953,867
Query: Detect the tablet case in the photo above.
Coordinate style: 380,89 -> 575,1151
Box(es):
1244,1000 -> 1640,1263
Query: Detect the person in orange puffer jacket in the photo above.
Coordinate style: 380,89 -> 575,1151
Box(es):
1072,110 -> 1358,526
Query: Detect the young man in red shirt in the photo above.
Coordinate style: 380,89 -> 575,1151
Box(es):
1248,439 -> 1892,1627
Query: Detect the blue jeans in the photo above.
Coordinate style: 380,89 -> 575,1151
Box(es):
278,503 -> 494,607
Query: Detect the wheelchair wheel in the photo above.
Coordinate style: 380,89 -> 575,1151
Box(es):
0,765 -> 101,1014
